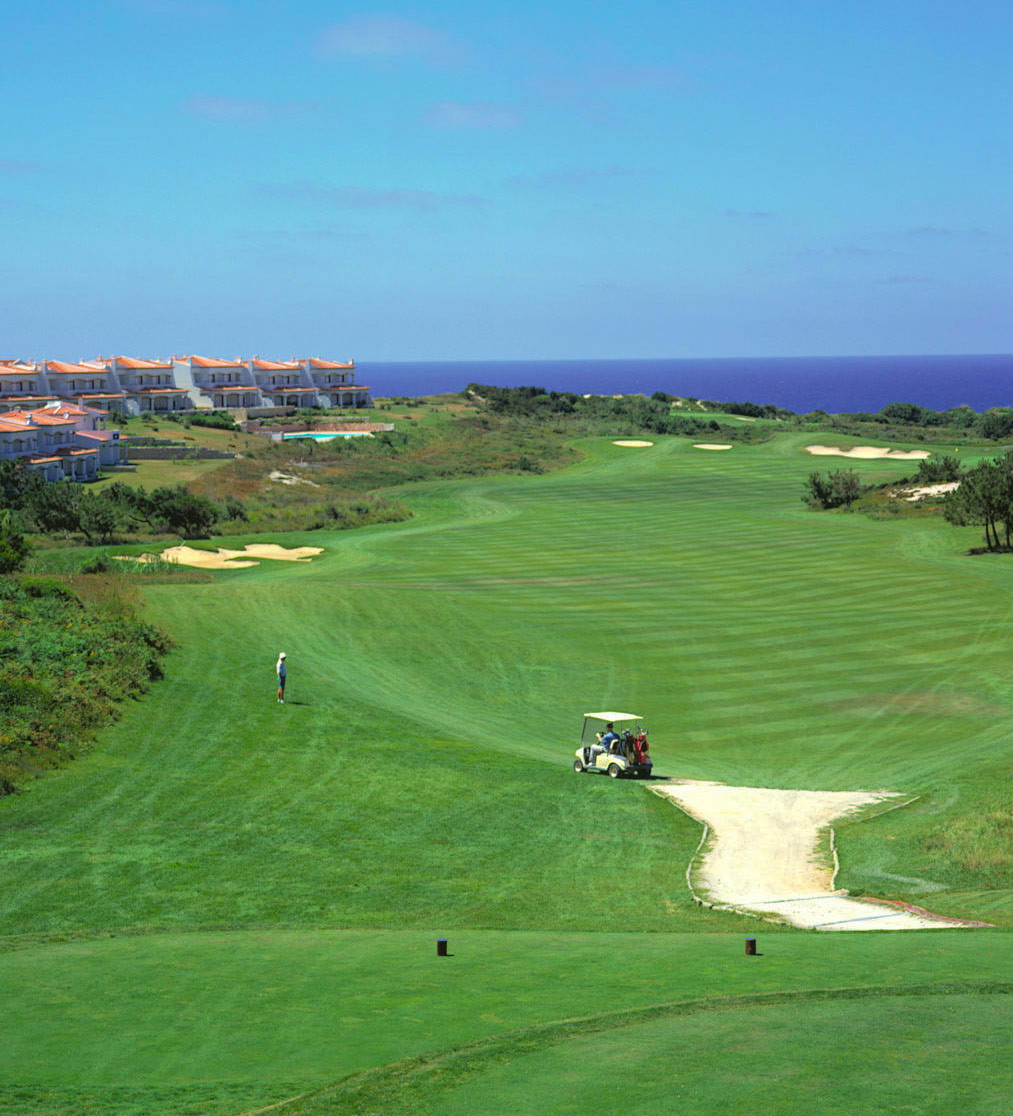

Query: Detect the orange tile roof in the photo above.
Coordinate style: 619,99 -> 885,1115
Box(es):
41,402 -> 108,418
44,360 -> 107,374
109,355 -> 174,369
252,358 -> 301,370
0,368 -> 39,376
261,385 -> 316,393
330,384 -> 370,391
180,355 -> 246,368
1,409 -> 75,427
304,358 -> 355,369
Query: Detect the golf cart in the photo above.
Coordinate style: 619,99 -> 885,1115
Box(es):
573,712 -> 652,779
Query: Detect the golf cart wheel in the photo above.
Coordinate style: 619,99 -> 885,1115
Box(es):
607,763 -> 621,779
573,759 -> 585,773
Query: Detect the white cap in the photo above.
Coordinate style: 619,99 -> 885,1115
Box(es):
279,652 -> 286,658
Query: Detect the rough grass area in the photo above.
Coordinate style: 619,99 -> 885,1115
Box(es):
0,575 -> 171,793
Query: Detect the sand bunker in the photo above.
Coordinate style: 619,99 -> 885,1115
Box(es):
654,781 -> 983,931
693,444 -> 732,451
117,544 -> 323,570
806,445 -> 930,460
613,440 -> 654,447
899,482 -> 960,501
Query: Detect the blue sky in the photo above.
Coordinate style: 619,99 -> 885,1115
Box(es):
2,1 -> 1010,361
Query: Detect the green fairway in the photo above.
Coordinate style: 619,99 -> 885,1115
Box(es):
2,431 -> 1010,1114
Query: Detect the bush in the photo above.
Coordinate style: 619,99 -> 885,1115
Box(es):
805,469 -> 863,509
19,576 -> 80,603
0,582 -> 172,793
915,456 -> 962,484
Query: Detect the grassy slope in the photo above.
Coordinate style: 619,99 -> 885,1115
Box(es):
2,431 -> 1011,1114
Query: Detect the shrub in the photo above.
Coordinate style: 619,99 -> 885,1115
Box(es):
20,577 -> 80,603
805,469 -> 863,509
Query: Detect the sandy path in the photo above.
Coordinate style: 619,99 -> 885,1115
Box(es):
654,781 -> 978,931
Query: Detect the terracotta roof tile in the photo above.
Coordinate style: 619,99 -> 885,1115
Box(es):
304,358 -> 355,369
109,355 -> 174,369
44,360 -> 105,374
252,358 -> 301,370
182,355 -> 246,368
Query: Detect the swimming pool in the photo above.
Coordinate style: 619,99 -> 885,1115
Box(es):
280,431 -> 373,441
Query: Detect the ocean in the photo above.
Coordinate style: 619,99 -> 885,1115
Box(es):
359,355 -> 1013,414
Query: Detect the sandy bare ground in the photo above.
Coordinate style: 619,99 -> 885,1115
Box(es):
613,440 -> 654,447
898,481 -> 960,501
117,544 -> 323,570
693,443 -> 733,451
806,444 -> 931,460
653,781 -> 983,931
268,469 -> 320,487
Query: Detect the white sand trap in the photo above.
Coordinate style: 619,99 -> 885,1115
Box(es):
806,445 -> 930,460
227,544 -> 323,561
122,544 -> 324,569
654,781 -> 983,931
900,482 -> 960,501
613,440 -> 654,447
693,443 -> 732,451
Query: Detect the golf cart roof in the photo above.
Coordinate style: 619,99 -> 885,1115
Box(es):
583,711 -> 641,722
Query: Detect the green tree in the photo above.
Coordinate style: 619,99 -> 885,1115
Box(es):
148,485 -> 220,538
978,410 -> 1013,441
28,481 -> 85,538
804,469 -> 863,509
78,492 -> 119,544
915,455 -> 962,484
0,509 -> 30,573
0,459 -> 43,512
943,455 -> 1013,550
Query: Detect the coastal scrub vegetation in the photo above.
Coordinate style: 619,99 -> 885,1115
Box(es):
0,574 -> 171,795
804,469 -> 864,509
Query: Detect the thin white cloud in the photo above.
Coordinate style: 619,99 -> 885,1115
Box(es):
317,15 -> 459,63
425,101 -> 520,130
182,95 -> 318,123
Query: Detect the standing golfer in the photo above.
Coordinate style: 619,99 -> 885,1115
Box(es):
276,652 -> 287,703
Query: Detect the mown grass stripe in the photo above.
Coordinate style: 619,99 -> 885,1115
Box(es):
269,981 -> 1012,1116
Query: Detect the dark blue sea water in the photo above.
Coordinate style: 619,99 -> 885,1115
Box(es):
360,355 -> 1013,414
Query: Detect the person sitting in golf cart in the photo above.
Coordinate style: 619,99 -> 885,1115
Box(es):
589,722 -> 619,764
